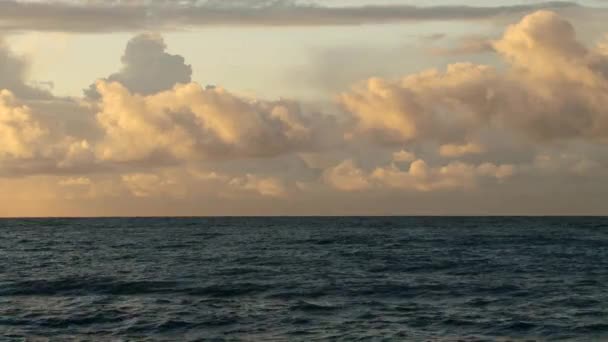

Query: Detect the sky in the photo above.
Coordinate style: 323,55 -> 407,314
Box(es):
1,0 -> 608,216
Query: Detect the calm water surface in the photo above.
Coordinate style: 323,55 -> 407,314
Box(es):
1,217 -> 607,341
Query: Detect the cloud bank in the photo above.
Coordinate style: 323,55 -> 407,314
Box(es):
341,10 -> 608,146
1,10 -> 608,215
94,80 -> 324,163
0,0 -> 584,32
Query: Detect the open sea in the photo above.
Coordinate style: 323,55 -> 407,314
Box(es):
0,217 -> 607,341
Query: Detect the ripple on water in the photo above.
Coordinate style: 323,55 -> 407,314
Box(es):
0,217 -> 606,340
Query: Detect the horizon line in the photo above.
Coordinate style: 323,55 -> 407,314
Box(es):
1,215 -> 606,219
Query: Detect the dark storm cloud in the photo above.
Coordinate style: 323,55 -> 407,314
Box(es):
0,0 -> 583,32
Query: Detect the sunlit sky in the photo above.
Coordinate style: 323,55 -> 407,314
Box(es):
1,0 -> 608,216
7,20 -> 481,99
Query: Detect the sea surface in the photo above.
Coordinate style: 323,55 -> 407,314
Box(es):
1,217 -> 607,341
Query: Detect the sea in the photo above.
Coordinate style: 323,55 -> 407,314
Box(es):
0,217 -> 607,341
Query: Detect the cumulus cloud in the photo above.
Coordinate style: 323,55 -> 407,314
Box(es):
121,173 -> 186,198
372,160 -> 515,192
0,32 -> 338,177
393,150 -> 416,163
439,142 -> 485,158
58,177 -> 92,187
340,10 -> 608,145
228,174 -> 287,198
0,90 -> 92,166
0,0 -> 583,32
0,38 -> 52,99
324,158 -> 515,193
121,169 -> 288,199
11,167 -> 291,203
94,80 -> 327,163
0,90 -> 48,159
0,88 -> 97,175
340,63 -> 496,145
598,34 -> 608,55
323,159 -> 371,192
2,12 -> 608,215
85,33 -> 191,97
530,151 -> 604,176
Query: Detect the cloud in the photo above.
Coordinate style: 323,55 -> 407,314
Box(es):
340,63 -> 496,145
228,174 -> 287,198
18,167 -> 291,201
0,90 -> 48,160
0,38 -> 52,99
599,34 -> 608,55
121,173 -> 187,198
0,1 -> 583,32
0,88 -> 97,176
58,177 -> 92,186
94,80 -> 322,163
439,142 -> 485,158
0,34 -> 101,176
340,10 -> 608,146
1,13 -> 608,215
0,32 -> 339,177
323,159 -> 371,192
85,33 -> 192,97
122,169 -> 288,199
393,150 -> 416,163
530,150 -> 604,175
371,160 -> 515,192
324,158 -> 515,193
493,10 -> 589,79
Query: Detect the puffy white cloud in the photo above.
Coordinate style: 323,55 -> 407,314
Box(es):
476,163 -> 516,180
120,169 -> 288,199
531,152 -> 603,176
341,10 -> 608,145
0,32 -> 339,179
94,80 -> 319,163
1,13 -> 608,216
392,149 -> 416,163
56,139 -> 96,169
58,177 -> 92,186
228,174 -> 287,198
371,160 -> 515,192
493,10 -> 589,81
0,89 -> 96,175
439,142 -> 485,158
324,158 -> 516,193
0,174 -> 124,204
0,89 -> 48,159
340,63 -> 497,145
121,173 -> 187,198
598,34 -> 608,55
323,159 -> 371,192
491,10 -> 608,140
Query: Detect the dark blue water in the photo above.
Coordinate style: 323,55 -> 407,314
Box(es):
1,217 -> 607,341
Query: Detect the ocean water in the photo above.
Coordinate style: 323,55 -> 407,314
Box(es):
0,217 -> 607,341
